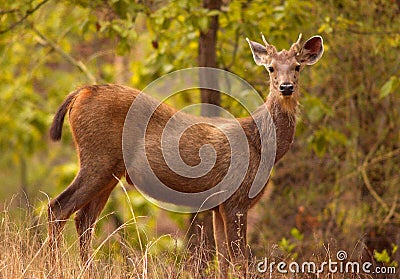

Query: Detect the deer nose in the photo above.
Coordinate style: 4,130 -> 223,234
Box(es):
279,82 -> 294,96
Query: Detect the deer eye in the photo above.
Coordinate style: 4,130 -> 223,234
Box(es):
295,65 -> 301,72
267,66 -> 274,73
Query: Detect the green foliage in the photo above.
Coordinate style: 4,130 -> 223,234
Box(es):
380,76 -> 399,99
302,93 -> 333,123
278,237 -> 298,259
374,245 -> 398,267
308,127 -> 348,157
290,228 -> 304,242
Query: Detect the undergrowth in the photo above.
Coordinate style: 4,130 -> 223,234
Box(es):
1,208 -> 395,278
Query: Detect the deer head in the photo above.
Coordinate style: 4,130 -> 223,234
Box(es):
246,34 -> 324,114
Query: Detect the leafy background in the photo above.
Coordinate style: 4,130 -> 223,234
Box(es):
0,0 -> 399,277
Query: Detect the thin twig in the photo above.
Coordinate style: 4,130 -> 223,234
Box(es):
0,0 -> 50,35
368,148 -> 400,166
337,148 -> 400,183
336,141 -> 400,221
31,26 -> 97,84
360,167 -> 389,212
360,167 -> 400,220
226,27 -> 240,70
383,194 -> 398,225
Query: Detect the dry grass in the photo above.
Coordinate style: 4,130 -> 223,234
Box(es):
0,199 -> 394,279
0,205 -> 208,279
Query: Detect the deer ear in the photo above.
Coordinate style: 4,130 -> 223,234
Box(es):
297,36 -> 324,65
246,38 -> 268,66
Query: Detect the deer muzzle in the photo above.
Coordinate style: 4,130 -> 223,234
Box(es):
279,82 -> 294,96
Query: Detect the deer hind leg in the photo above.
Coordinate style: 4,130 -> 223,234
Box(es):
74,185 -> 115,264
220,205 -> 248,278
213,209 -> 229,279
48,168 -> 121,271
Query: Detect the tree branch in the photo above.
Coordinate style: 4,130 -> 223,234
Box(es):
0,0 -> 50,35
337,148 -> 400,183
345,28 -> 400,36
0,8 -> 19,15
360,166 -> 400,220
383,194 -> 398,225
335,141 -> 400,222
226,26 -> 240,70
32,26 -> 97,84
360,167 -> 389,212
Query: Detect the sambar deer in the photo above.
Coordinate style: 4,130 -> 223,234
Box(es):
48,34 -> 323,278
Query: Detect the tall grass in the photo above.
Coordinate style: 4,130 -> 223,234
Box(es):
0,203 -> 211,279
0,196 -> 392,278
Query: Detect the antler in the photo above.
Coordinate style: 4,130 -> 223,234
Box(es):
289,33 -> 302,56
261,33 -> 269,47
261,33 -> 277,56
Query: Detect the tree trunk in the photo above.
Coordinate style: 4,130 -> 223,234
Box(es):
198,0 -> 222,117
187,0 -> 222,265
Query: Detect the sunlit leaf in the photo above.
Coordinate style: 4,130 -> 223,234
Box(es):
380,76 -> 399,99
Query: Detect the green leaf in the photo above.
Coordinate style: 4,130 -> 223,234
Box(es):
116,38 -> 131,55
308,127 -> 348,157
374,249 -> 391,264
392,244 -> 398,255
303,94 -> 333,123
279,237 -> 296,253
197,17 -> 209,32
207,10 -> 220,17
380,76 -> 399,99
290,228 -> 304,241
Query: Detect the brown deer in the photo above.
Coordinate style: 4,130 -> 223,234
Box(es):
48,34 -> 323,278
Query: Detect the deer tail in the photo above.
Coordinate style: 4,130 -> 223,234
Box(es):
49,89 -> 80,141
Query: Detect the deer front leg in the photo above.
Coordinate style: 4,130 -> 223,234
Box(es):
220,205 -> 248,278
213,209 -> 229,279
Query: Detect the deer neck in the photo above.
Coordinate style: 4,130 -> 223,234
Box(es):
240,92 -> 297,163
264,92 -> 297,162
